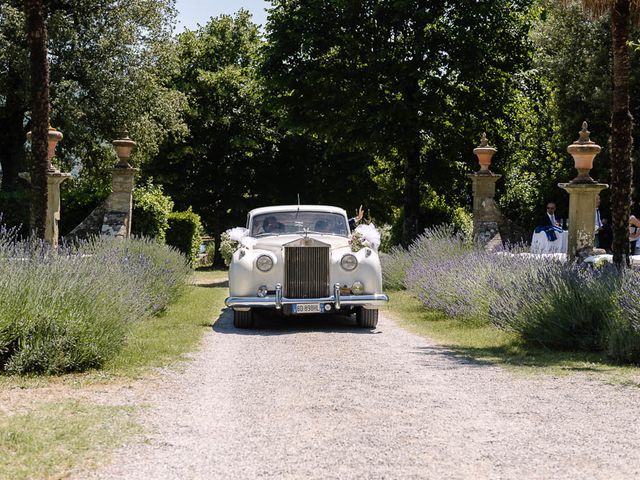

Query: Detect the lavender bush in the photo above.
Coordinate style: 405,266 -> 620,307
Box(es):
608,271 -> 640,363
0,234 -> 190,374
381,246 -> 412,290
384,225 -> 640,362
382,225 -> 471,292
490,262 -> 619,351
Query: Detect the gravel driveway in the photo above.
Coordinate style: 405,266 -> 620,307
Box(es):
83,307 -> 640,480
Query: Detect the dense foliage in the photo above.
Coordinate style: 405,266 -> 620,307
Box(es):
0,235 -> 190,374
131,181 -> 174,241
148,11 -> 379,253
0,0 -> 187,244
264,0 -> 536,243
166,208 -> 203,265
0,0 -> 186,185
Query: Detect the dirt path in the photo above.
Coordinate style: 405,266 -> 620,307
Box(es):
81,308 -> 640,480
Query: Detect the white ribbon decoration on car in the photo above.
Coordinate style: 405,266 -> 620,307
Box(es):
354,223 -> 381,250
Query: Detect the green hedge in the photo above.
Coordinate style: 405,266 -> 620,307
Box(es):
132,181 -> 174,241
166,208 -> 203,265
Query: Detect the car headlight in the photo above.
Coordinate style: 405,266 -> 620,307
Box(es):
340,253 -> 358,271
256,255 -> 274,272
351,281 -> 364,295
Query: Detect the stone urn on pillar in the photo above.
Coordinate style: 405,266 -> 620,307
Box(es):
558,122 -> 608,259
468,133 -> 504,245
26,123 -> 71,246
112,129 -> 136,169
473,133 -> 497,175
102,130 -> 139,239
567,122 -> 601,184
26,123 -> 64,173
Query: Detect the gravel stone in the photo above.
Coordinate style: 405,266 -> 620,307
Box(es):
82,309 -> 640,480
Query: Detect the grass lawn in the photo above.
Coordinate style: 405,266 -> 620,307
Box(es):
0,401 -> 140,480
103,269 -> 227,377
0,269 -> 228,479
385,290 -> 640,385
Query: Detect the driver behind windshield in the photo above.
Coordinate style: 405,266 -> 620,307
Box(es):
314,219 -> 332,233
262,216 -> 283,233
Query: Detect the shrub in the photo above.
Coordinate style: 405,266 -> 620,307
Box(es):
205,241 -> 216,265
450,207 -> 473,239
383,225 -> 472,294
0,235 -> 190,374
490,262 -> 619,351
131,180 -> 174,241
377,223 -> 394,253
381,246 -> 411,290
165,208 -> 203,265
382,224 -> 640,361
608,271 -> 640,363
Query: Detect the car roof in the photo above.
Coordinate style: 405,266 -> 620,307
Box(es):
248,205 -> 348,217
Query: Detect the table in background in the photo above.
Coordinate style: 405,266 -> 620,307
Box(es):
531,230 -> 568,254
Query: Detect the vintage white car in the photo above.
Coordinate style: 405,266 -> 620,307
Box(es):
224,205 -> 388,329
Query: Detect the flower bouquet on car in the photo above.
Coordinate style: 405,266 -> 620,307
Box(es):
349,223 -> 381,252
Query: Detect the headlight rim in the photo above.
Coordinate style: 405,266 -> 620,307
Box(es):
256,254 -> 274,272
340,253 -> 358,271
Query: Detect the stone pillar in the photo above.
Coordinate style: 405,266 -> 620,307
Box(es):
559,122 -> 608,259
469,133 -> 504,244
27,123 -> 69,246
45,171 -> 71,246
559,183 -> 608,259
101,167 -> 138,238
101,131 -> 138,239
469,173 -> 504,243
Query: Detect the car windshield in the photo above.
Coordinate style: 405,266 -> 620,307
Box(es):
250,211 -> 349,237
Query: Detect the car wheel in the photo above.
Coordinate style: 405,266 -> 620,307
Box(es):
356,307 -> 378,328
233,309 -> 254,329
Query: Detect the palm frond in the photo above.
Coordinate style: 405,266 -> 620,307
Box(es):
560,0 -> 640,26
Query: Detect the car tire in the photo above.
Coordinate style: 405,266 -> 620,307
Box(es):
233,309 -> 254,329
356,307 -> 378,329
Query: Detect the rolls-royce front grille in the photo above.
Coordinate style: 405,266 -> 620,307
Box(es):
284,245 -> 330,298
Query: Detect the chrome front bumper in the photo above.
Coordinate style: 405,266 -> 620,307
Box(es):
225,283 -> 389,310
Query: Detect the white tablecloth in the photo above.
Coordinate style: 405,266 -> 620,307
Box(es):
531,230 -> 568,254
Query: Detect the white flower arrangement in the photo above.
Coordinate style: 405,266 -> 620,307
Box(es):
350,223 -> 381,252
220,227 -> 251,266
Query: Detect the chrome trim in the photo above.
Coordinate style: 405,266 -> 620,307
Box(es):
225,293 -> 389,309
256,254 -> 274,272
340,253 -> 358,271
284,242 -> 330,298
334,283 -> 341,310
275,283 -> 283,310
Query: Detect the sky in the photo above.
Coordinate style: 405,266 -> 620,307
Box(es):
174,0 -> 270,32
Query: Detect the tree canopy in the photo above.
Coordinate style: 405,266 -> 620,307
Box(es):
263,0 -> 536,243
0,0 -> 185,192
2,1 -> 639,253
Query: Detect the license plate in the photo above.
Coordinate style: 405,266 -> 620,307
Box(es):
293,303 -> 323,314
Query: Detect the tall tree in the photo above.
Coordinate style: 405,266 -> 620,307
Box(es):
263,0 -> 535,245
150,11 -> 382,255
0,0 -> 185,192
562,0 -> 639,266
24,0 -> 48,237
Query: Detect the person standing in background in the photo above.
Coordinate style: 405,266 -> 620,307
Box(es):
537,202 -> 561,228
595,194 -> 613,251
